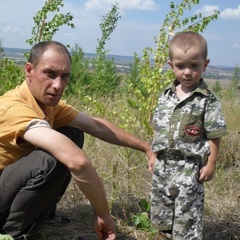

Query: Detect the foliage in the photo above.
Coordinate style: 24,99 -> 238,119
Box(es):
132,199 -> 157,234
26,0 -> 75,46
63,45 -> 91,97
0,234 -> 14,240
0,35 -> 24,96
126,0 -> 220,135
0,0 -> 76,96
24,1 -> 122,98
212,66 -> 240,100
232,66 -> 240,88
0,58 -> 25,95
0,38 -> 4,59
90,3 -> 122,97
64,4 -> 122,98
212,80 -> 223,98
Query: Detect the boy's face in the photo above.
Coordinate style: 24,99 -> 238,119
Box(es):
168,47 -> 210,89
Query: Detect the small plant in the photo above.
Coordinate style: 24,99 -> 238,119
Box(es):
0,234 -> 14,240
132,199 -> 157,235
212,80 -> 223,98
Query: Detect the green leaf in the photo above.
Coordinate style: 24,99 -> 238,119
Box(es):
139,199 -> 150,212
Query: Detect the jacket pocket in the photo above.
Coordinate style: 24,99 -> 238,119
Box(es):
179,114 -> 203,143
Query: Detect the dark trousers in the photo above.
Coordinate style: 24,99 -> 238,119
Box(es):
0,127 -> 84,240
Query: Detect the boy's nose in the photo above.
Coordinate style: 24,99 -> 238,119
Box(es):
184,68 -> 192,75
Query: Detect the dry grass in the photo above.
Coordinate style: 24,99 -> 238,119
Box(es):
38,79 -> 240,240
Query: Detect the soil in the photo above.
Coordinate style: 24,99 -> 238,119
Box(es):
35,207 -> 240,240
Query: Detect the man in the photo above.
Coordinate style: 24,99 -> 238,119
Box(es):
0,41 -> 156,240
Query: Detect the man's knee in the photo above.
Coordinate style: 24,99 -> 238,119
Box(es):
0,151 -> 68,236
33,150 -> 68,181
0,150 -> 66,186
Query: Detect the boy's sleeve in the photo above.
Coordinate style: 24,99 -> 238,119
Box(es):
204,98 -> 228,139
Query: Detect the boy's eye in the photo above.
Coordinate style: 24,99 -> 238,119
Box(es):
176,65 -> 184,69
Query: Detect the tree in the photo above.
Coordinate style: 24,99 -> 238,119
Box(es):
1,0 -> 76,95
0,39 -> 25,95
26,0 -> 75,46
63,45 -> 91,97
90,3 -> 122,97
25,1 -> 121,98
0,38 -> 4,60
225,65 -> 240,99
126,0 -> 220,135
231,66 -> 240,90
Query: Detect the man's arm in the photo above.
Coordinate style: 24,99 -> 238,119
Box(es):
68,112 -> 156,163
23,127 -> 116,239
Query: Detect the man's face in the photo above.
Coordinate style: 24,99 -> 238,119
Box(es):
26,48 -> 71,108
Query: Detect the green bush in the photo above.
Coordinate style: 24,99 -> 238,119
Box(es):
0,58 -> 24,95
63,45 -> 91,97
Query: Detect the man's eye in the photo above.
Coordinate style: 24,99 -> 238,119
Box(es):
62,75 -> 70,81
46,73 -> 55,79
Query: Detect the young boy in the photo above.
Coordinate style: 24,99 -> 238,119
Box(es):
149,32 -> 228,239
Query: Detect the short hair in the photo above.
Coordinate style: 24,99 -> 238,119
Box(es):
169,31 -> 208,60
28,41 -> 72,67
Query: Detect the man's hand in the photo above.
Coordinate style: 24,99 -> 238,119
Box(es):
93,214 -> 116,240
147,151 -> 157,174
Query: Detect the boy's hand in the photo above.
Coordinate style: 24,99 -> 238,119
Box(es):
199,163 -> 215,182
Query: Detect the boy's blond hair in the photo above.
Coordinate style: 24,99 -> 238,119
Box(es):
169,31 -> 208,60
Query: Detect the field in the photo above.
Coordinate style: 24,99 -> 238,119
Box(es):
33,78 -> 240,240
2,48 -> 239,239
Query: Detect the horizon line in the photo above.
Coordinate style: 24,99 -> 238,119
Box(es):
2,47 -> 236,69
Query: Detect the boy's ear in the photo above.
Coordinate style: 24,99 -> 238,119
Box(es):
203,59 -> 210,72
168,60 -> 173,68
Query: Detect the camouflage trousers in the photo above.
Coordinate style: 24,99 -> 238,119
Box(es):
151,152 -> 204,240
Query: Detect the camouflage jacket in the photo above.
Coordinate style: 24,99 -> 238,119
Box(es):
151,79 -> 228,158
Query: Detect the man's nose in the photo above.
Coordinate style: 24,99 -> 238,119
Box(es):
52,78 -> 63,90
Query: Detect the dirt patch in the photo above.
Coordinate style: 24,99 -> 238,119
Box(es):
35,205 -> 240,240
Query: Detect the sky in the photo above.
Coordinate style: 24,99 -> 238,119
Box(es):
0,0 -> 239,68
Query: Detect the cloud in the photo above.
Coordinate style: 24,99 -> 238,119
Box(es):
0,18 -> 7,24
118,0 -> 160,10
233,43 -> 240,49
85,0 -> 160,14
220,5 -> 240,20
3,26 -> 19,34
195,5 -> 219,17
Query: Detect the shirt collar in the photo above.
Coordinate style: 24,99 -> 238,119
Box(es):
164,78 -> 209,97
18,81 -> 47,118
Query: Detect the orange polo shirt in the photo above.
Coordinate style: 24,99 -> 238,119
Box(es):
0,81 -> 78,172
